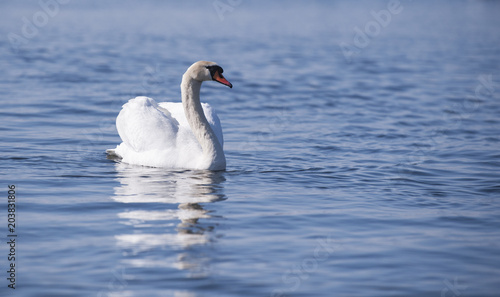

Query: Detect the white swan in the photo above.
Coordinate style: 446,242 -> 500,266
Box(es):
107,61 -> 232,170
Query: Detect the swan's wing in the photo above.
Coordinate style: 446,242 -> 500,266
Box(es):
158,102 -> 224,148
202,103 -> 224,147
116,96 -> 179,152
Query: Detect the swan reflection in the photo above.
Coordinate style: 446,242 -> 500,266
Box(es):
111,162 -> 226,279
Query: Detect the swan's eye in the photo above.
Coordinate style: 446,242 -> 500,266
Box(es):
206,65 -> 224,79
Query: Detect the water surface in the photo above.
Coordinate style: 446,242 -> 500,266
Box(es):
0,1 -> 499,296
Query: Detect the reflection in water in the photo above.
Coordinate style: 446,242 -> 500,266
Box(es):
111,162 -> 226,281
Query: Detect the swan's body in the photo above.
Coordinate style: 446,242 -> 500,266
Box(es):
107,61 -> 232,170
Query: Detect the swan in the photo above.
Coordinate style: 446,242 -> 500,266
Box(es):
107,61 -> 232,170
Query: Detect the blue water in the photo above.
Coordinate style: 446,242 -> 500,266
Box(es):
1,1 -> 500,296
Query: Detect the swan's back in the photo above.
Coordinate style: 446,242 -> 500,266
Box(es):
112,96 -> 223,168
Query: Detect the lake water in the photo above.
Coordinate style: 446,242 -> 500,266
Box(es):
1,1 -> 499,296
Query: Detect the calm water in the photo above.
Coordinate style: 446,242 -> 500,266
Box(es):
1,1 -> 499,296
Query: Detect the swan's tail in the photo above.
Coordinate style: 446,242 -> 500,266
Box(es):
106,149 -> 122,160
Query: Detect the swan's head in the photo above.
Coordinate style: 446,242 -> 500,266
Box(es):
186,61 -> 232,88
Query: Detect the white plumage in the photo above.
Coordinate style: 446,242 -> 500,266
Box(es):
110,96 -> 223,169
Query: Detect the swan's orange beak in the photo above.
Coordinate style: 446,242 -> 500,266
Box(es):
213,71 -> 232,88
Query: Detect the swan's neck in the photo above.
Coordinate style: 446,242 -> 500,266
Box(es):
181,75 -> 225,170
